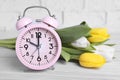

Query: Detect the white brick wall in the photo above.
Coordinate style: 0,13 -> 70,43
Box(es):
0,0 -> 120,33
64,11 -> 106,28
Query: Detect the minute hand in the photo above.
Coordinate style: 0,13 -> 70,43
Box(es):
37,37 -> 40,47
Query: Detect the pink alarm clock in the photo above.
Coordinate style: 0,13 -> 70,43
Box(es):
16,6 -> 62,70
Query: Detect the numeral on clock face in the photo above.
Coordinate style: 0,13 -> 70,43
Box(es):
24,44 -> 28,50
26,38 -> 30,42
31,34 -> 34,38
37,56 -> 41,62
48,37 -> 51,42
36,32 -> 42,38
26,52 -> 29,56
49,43 -> 53,49
44,55 -> 47,59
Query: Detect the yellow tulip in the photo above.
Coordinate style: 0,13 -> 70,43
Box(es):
88,28 -> 110,43
79,53 -> 106,68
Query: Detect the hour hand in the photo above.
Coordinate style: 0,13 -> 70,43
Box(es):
37,37 -> 40,47
29,41 -> 38,47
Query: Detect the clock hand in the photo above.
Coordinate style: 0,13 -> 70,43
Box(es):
29,41 -> 38,47
37,36 -> 40,47
38,44 -> 42,49
30,55 -> 34,63
29,48 -> 38,63
30,48 -> 38,56
37,48 -> 41,62
36,33 -> 42,62
38,47 -> 40,56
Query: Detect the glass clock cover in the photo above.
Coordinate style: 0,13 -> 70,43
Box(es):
16,22 -> 61,70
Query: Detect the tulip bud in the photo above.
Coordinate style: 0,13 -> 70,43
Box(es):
79,53 -> 106,68
71,37 -> 90,48
93,45 -> 115,62
88,28 -> 110,43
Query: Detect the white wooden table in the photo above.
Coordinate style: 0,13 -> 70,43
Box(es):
0,32 -> 120,80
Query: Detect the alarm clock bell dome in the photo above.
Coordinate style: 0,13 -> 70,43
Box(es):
42,16 -> 58,28
16,17 -> 33,31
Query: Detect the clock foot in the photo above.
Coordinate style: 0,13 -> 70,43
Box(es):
48,66 -> 55,70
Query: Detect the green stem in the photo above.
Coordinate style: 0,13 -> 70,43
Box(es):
0,38 -> 16,45
0,44 -> 15,49
70,55 -> 79,60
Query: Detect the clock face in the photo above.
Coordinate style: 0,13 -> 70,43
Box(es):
16,26 -> 61,70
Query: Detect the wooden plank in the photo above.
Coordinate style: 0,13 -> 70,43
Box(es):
0,56 -> 120,79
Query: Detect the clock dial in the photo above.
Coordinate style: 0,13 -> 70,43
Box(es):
18,27 -> 58,66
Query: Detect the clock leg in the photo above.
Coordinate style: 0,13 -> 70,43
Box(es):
48,65 -> 55,70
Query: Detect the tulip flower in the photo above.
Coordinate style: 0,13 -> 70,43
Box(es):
71,37 -> 90,48
79,53 -> 106,68
93,45 -> 115,62
88,28 -> 110,43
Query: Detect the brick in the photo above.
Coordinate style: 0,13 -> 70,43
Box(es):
85,0 -> 108,11
0,0 -> 40,12
63,11 -> 106,28
107,0 -> 120,10
85,0 -> 120,11
41,0 -> 84,12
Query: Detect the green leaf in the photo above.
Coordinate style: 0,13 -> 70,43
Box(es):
62,47 -> 84,55
91,39 -> 109,45
61,50 -> 71,62
70,55 -> 79,60
56,21 -> 91,44
85,33 -> 91,38
80,21 -> 86,25
77,44 -> 95,52
104,44 -> 116,46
